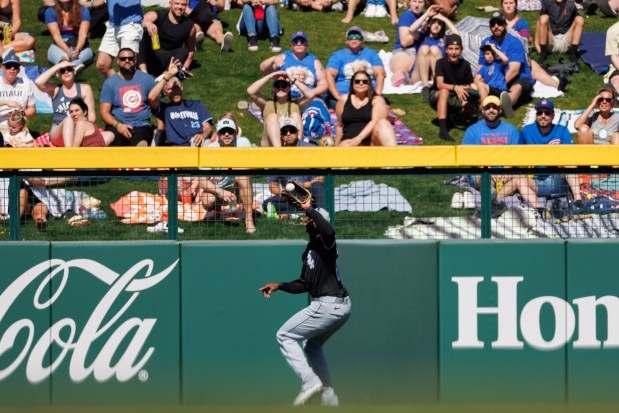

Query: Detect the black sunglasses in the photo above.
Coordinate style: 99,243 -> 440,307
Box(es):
292,38 -> 307,45
353,79 -> 370,85
490,21 -> 505,27
281,127 -> 297,135
118,56 -> 135,62
598,97 -> 614,104
3,63 -> 19,70
536,110 -> 552,116
219,127 -> 235,135
58,67 -> 74,74
273,81 -> 290,89
483,104 -> 500,110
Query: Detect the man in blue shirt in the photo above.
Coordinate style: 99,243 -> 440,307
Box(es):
517,99 -> 584,215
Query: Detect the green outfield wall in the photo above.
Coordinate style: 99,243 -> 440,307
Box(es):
0,240 -> 618,405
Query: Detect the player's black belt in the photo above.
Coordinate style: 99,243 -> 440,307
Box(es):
313,296 -> 349,304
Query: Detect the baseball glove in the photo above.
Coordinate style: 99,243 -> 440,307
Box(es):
281,179 -> 312,208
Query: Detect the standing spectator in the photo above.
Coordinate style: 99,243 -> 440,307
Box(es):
429,34 -> 479,142
0,49 -> 34,142
238,0 -> 282,52
186,0 -> 233,52
0,0 -> 35,55
99,48 -> 156,147
325,26 -> 385,109
44,0 -> 93,73
535,0 -> 584,70
478,12 -> 534,118
34,60 -> 96,147
149,58 -> 213,146
574,87 -> 619,145
139,0 -> 196,76
95,0 -> 143,78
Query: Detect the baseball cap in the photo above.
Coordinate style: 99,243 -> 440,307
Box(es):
2,49 -> 20,66
535,99 -> 555,111
290,31 -> 308,42
346,26 -> 363,37
489,12 -> 506,26
483,95 -> 501,107
216,118 -> 237,132
279,117 -> 298,131
445,34 -> 462,48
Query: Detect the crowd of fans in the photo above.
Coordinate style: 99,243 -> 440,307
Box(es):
1,0 -> 618,231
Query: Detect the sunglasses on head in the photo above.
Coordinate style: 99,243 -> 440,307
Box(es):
536,110 -> 552,116
483,104 -> 499,111
353,79 -> 370,85
273,81 -> 290,89
347,33 -> 363,40
598,97 -> 614,104
292,38 -> 307,45
219,127 -> 235,135
281,127 -> 297,135
58,67 -> 74,74
118,56 -> 135,62
3,63 -> 19,70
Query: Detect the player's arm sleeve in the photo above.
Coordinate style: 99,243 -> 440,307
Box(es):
279,279 -> 308,294
307,206 -> 336,248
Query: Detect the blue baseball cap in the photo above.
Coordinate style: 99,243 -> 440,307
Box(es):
2,49 -> 20,66
535,99 -> 555,111
346,26 -> 363,37
290,31 -> 308,42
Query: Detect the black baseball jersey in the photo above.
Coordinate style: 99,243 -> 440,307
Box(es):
279,207 -> 349,298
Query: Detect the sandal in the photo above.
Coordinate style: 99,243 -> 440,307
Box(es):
237,100 -> 249,110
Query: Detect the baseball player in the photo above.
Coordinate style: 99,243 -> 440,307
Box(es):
259,197 -> 351,406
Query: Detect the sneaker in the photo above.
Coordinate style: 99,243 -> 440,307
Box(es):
293,382 -> 322,406
500,91 -> 514,118
374,4 -> 388,17
74,63 -> 85,77
462,191 -> 476,209
421,86 -> 430,101
196,31 -> 205,51
331,1 -> 343,11
221,31 -> 233,52
248,35 -> 258,52
364,4 -> 377,17
491,199 -> 507,218
321,387 -> 339,407
558,74 -> 570,91
450,192 -> 464,209
270,36 -> 281,53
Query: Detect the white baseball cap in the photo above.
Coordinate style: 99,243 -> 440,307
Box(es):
279,117 -> 298,130
216,118 -> 237,132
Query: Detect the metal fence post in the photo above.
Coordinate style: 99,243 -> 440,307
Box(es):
325,173 -> 335,227
9,174 -> 19,241
480,171 -> 491,239
167,173 -> 178,241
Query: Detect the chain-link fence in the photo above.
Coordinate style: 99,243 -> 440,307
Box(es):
2,168 -> 618,241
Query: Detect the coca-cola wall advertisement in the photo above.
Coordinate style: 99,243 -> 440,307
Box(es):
0,242 -> 181,405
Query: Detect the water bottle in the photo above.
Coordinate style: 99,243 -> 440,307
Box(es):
151,32 -> 160,50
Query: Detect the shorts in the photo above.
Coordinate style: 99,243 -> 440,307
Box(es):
107,125 -> 153,146
534,175 -> 568,197
392,47 -> 417,62
488,86 -> 502,97
551,33 -> 570,54
98,22 -> 144,57
188,0 -> 219,32
429,88 -> 480,112
510,77 -> 533,99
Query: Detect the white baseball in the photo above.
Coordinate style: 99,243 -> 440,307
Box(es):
286,183 -> 295,191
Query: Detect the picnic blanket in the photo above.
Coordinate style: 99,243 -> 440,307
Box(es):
247,104 -> 423,146
522,105 -> 584,133
334,180 -> 413,212
580,32 -> 611,75
110,191 -> 206,224
378,50 -> 423,95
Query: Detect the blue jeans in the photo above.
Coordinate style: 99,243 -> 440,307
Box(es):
238,4 -> 280,38
47,42 -> 94,67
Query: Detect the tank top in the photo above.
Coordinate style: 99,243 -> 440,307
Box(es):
52,83 -> 82,126
341,94 -> 373,145
0,1 -> 12,24
81,124 -> 105,147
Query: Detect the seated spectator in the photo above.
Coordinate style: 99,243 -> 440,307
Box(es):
342,0 -> 398,24
415,12 -> 459,98
99,48 -> 157,147
289,0 -> 342,12
44,0 -> 93,73
198,116 -> 256,233
429,34 -> 479,142
20,178 -> 49,231
606,20 -> 619,96
0,49 -> 35,143
238,0 -> 282,52
535,0 -> 584,71
262,118 -> 325,214
389,0 -> 430,87
35,60 -> 96,147
39,0 -> 108,38
517,99 -> 584,215
149,58 -> 213,146
0,0 -> 35,55
4,109 -> 33,147
139,0 -> 196,76
335,70 -> 396,146
325,26 -> 385,109
574,87 -> 619,145
186,0 -> 233,52
67,97 -> 113,146
474,42 -> 509,111
247,71 -> 315,147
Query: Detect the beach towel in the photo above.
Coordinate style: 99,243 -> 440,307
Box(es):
579,32 -> 611,75
334,180 -> 413,212
517,0 -> 542,11
110,191 -> 206,224
247,104 -> 423,145
378,50 -> 421,95
522,105 -> 584,133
